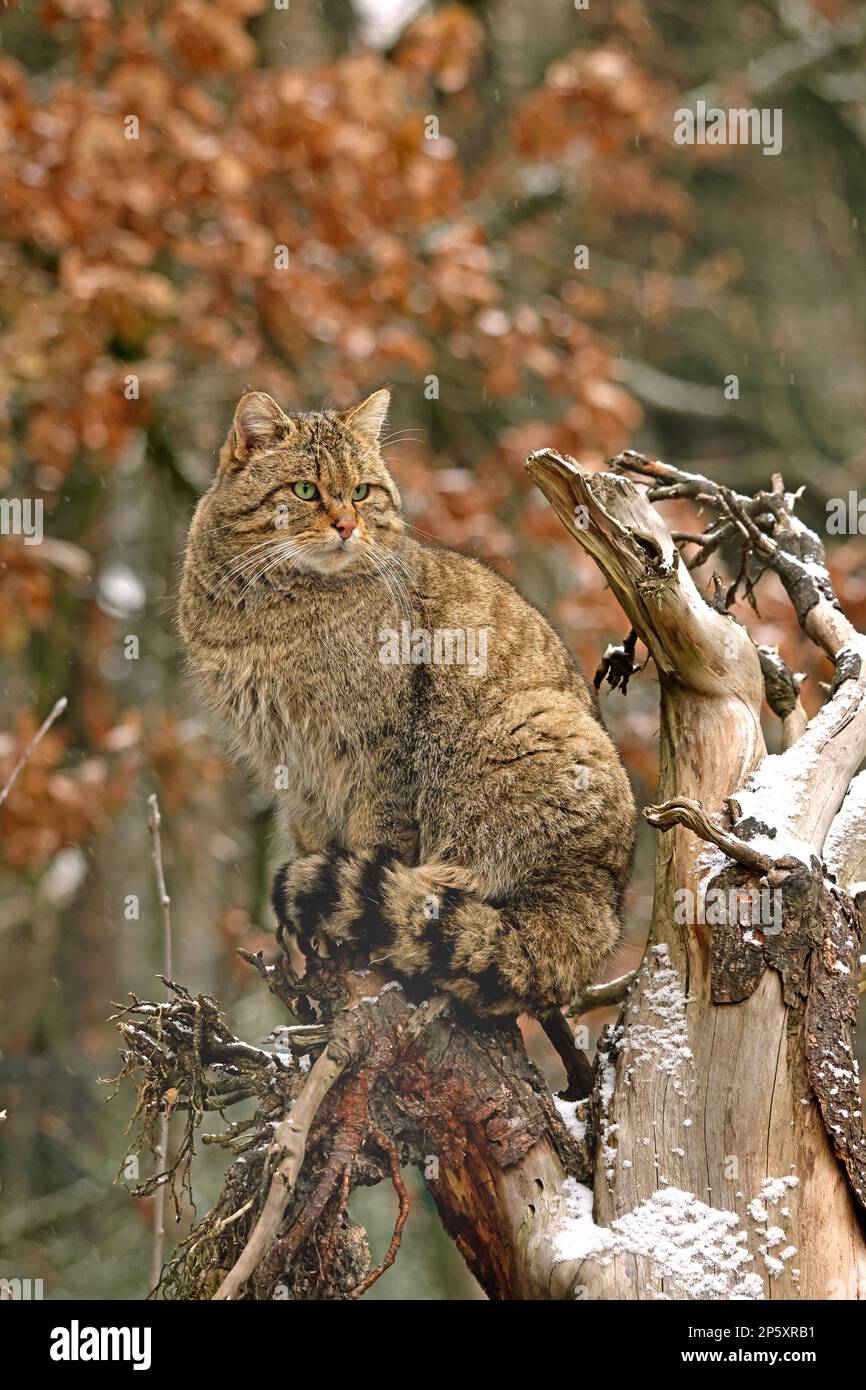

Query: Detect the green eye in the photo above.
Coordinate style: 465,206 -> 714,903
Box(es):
293,481 -> 319,501
351,484 -> 369,501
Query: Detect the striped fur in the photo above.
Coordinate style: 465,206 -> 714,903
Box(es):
180,389 -> 636,1019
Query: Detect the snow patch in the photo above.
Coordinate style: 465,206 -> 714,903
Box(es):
746,1177 -> 799,1279
823,770 -> 866,892
615,945 -> 693,1088
732,654 -> 866,866
554,1181 -> 763,1301
595,1043 -> 619,1185
554,1096 -> 587,1143
758,1175 -> 799,1204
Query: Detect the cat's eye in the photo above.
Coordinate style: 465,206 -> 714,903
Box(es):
351,484 -> 369,501
293,481 -> 319,501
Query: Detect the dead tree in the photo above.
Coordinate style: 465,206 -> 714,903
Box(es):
117,451 -> 866,1300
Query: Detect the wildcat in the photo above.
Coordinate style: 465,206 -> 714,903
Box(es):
179,388 -> 636,1017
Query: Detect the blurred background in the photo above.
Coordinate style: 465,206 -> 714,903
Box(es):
1,0 -> 865,1300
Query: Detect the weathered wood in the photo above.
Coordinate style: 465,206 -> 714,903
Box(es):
525,450 -> 866,1300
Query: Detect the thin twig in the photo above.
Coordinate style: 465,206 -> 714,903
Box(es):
236,945 -> 307,1015
147,793 -> 173,1294
147,796 -> 173,979
611,452 -> 854,662
673,520 -> 736,571
0,696 -> 68,807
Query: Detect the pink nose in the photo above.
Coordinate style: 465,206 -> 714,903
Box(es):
334,516 -> 356,541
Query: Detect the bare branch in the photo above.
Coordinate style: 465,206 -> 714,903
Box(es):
0,695 -> 68,807
609,450 -> 857,661
569,968 -> 640,1018
525,449 -> 763,709
146,794 -> 173,1294
644,795 -> 801,875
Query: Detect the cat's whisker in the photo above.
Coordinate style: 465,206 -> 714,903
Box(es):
249,541 -> 310,584
357,553 -> 415,631
360,548 -> 415,629
377,556 -> 422,629
215,538 -> 281,574
209,553 -> 277,601
366,540 -> 428,625
380,431 -> 426,446
210,542 -> 285,598
212,537 -> 312,599
358,552 -> 405,622
229,545 -> 308,598
382,560 -> 424,624
401,519 -> 454,546
371,542 -> 420,590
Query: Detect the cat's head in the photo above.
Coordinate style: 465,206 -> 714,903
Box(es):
201,387 -> 403,582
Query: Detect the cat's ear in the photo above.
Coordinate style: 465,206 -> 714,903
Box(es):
342,387 -> 390,446
221,391 -> 292,470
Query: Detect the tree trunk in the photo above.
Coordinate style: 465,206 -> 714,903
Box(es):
520,450 -> 866,1300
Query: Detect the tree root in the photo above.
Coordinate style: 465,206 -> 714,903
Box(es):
348,1125 -> 410,1298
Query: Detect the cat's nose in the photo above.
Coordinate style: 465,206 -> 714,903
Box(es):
333,516 -> 357,541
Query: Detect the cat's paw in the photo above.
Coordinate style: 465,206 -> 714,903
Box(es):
271,847 -> 350,955
271,845 -> 398,957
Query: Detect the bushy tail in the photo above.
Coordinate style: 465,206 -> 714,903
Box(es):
272,844 -> 618,1017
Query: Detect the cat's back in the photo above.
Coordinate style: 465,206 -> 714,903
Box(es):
409,539 -> 595,707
